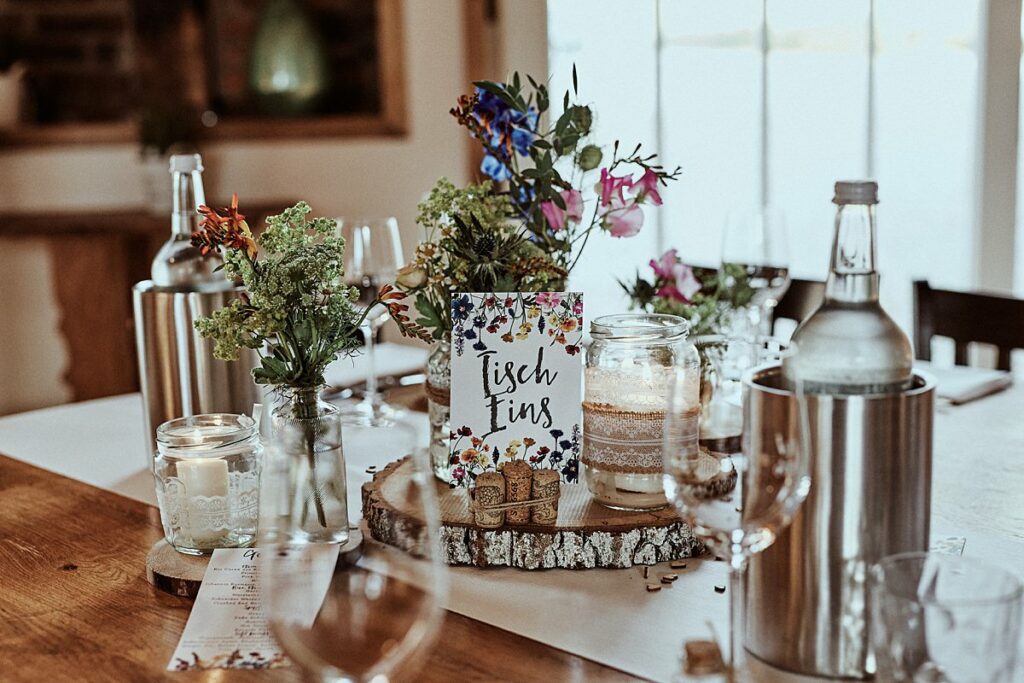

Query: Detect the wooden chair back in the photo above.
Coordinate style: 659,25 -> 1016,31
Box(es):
914,280 -> 1024,370
772,278 -> 825,327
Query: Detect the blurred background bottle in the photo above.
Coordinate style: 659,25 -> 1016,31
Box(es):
150,153 -> 230,291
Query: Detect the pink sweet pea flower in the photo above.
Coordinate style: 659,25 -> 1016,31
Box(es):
602,201 -> 644,238
597,168 -> 632,207
649,248 -> 679,280
629,168 -> 663,206
540,201 -> 565,231
649,249 -> 701,302
540,189 -> 584,232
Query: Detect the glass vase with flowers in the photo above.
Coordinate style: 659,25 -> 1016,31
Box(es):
190,196 -> 427,543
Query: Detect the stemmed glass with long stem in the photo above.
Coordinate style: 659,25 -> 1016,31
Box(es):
663,342 -> 811,679
261,449 -> 447,682
338,217 -> 405,426
721,206 -> 790,339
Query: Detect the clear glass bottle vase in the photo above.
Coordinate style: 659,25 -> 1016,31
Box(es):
265,386 -> 349,545
426,339 -> 452,482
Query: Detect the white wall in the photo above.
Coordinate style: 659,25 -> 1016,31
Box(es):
0,0 -> 469,415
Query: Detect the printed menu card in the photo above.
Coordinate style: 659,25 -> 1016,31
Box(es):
168,545 -> 338,671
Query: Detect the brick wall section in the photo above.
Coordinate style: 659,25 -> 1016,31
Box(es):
0,0 -> 136,123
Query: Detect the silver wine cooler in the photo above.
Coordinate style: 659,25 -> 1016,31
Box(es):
133,281 -> 261,466
743,365 -> 935,679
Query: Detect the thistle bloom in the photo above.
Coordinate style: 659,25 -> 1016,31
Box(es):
539,189 -> 584,231
629,168 -> 663,206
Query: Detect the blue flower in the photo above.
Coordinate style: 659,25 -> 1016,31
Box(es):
559,439 -> 572,450
452,294 -> 474,321
472,314 -> 487,329
472,340 -> 487,351
550,429 -> 564,439
472,87 -> 538,182
481,153 -> 511,182
463,329 -> 477,340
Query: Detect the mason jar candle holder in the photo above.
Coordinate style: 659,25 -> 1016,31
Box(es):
583,314 -> 699,510
153,414 -> 262,555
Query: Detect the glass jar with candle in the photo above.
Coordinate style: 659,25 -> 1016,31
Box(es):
583,314 -> 699,510
154,414 -> 262,555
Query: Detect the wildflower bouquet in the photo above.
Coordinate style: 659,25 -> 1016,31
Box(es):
190,195 -> 427,390
397,68 -> 680,341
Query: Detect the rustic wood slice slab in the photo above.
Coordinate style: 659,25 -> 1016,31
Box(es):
145,539 -> 208,599
362,457 -> 706,569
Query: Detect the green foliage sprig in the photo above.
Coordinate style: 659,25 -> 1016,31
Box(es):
191,196 -> 428,388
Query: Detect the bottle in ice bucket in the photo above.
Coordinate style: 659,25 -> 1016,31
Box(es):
782,180 -> 912,394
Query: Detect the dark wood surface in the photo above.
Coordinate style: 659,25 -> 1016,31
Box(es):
0,454 -> 639,682
0,204 -> 289,405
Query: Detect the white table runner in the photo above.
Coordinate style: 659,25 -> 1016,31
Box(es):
3,388 -> 1023,682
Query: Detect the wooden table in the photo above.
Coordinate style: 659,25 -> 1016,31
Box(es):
0,454 -> 634,683
0,383 -> 637,682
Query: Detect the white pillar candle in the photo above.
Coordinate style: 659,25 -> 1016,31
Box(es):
178,457 -> 230,545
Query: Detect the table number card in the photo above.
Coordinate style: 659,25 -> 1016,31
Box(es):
167,545 -> 338,671
449,292 -> 584,486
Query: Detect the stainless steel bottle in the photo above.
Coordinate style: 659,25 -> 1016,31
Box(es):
133,154 -> 259,466
745,181 -> 934,678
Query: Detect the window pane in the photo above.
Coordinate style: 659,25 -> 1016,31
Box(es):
767,1 -> 871,289
548,0 -> 659,320
659,1 -> 762,269
874,0 -> 980,328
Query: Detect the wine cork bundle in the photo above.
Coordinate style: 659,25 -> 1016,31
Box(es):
471,462 -> 561,528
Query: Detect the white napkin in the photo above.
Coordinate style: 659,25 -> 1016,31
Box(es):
323,342 -> 429,389
915,360 -> 1012,405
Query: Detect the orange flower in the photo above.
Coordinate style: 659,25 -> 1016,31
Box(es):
191,193 -> 257,259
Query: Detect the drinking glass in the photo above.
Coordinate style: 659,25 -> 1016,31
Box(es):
337,217 -> 405,426
694,335 -> 790,455
870,552 -> 1023,682
721,206 -> 790,339
664,342 -> 810,679
261,450 -> 447,682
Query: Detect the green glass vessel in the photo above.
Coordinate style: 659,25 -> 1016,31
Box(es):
248,0 -> 329,116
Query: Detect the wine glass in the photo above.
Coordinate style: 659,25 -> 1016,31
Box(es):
721,206 -> 790,339
261,450 -> 447,682
337,217 -> 405,426
664,342 -> 810,679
